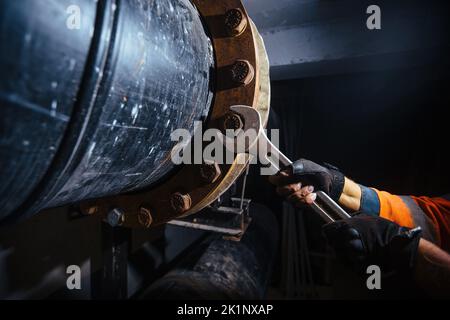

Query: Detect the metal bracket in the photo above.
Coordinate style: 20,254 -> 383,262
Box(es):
168,197 -> 251,241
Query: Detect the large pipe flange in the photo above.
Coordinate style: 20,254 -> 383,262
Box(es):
79,0 -> 270,228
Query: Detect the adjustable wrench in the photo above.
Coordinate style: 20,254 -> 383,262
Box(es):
225,105 -> 351,223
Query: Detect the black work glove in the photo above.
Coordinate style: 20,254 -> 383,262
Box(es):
291,159 -> 345,201
322,214 -> 422,275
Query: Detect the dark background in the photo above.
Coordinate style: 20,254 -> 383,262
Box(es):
270,61 -> 450,197
242,0 -> 450,298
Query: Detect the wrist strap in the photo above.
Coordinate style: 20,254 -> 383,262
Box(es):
328,168 -> 345,202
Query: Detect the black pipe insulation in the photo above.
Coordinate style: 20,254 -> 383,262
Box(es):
0,0 -> 214,223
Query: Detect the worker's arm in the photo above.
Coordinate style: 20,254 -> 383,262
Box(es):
337,177 -> 361,211
414,238 -> 450,298
269,158 -> 450,252
329,179 -> 450,251
323,215 -> 450,298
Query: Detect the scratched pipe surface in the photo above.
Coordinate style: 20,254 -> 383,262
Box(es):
0,0 -> 214,223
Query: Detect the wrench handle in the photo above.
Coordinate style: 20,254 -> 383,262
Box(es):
314,191 -> 351,222
259,130 -> 351,223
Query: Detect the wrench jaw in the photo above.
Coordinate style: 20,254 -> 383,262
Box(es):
229,105 -> 262,134
220,107 -> 352,224
219,105 -> 262,154
223,105 -> 289,175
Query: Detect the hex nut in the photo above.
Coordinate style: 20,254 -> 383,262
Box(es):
222,112 -> 243,131
230,60 -> 254,86
106,208 -> 125,227
170,192 -> 192,214
85,206 -> 99,215
224,8 -> 247,37
138,207 -> 153,228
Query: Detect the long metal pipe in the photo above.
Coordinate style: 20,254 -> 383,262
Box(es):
0,0 -> 214,223
141,203 -> 279,299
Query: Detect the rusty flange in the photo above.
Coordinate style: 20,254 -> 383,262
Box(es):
79,0 -> 267,228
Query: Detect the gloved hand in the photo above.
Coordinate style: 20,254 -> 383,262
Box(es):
322,214 -> 422,274
268,158 -> 345,205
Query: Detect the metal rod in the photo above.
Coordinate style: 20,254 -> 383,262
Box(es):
316,191 -> 351,220
310,201 -> 335,223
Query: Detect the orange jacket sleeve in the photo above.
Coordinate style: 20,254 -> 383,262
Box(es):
371,189 -> 450,252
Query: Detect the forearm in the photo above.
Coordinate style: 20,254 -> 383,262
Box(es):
414,238 -> 450,298
338,178 -> 450,297
338,179 -> 450,251
338,177 -> 362,212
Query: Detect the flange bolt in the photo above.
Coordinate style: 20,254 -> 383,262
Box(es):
170,192 -> 192,214
225,8 -> 248,36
